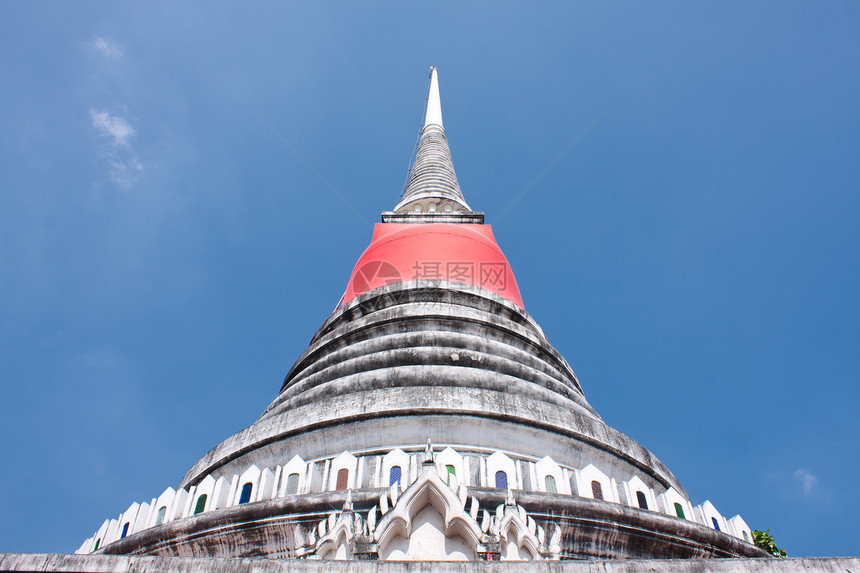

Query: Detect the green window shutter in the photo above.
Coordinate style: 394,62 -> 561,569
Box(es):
193,494 -> 207,515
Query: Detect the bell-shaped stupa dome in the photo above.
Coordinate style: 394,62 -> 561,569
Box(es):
77,69 -> 763,563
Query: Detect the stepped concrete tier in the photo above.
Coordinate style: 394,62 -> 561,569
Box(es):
180,281 -> 674,495
73,69 -> 768,562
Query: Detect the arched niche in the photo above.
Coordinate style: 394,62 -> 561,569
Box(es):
375,470 -> 482,561
497,513 -> 540,561
435,447 -> 465,488
329,451 -> 357,491
316,517 -> 354,560
381,448 -> 411,491
535,456 -> 570,495
279,455 -> 307,496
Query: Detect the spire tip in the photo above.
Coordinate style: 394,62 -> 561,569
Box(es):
424,67 -> 443,128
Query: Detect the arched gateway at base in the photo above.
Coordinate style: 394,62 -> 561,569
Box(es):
77,68 -> 765,562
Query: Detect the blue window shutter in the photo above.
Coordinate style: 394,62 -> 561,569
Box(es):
389,465 -> 402,486
239,483 -> 253,504
495,471 -> 508,489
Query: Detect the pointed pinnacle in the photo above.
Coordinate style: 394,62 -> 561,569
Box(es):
425,66 -> 443,129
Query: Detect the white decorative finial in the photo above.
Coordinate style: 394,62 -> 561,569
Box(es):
424,66 -> 443,128
423,436 -> 435,466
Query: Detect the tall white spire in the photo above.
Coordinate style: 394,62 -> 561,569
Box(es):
383,67 -> 483,223
424,66 -> 443,128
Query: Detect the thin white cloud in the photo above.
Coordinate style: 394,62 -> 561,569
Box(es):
89,109 -> 143,189
89,109 -> 135,147
107,157 -> 144,189
793,468 -> 819,498
88,36 -> 122,59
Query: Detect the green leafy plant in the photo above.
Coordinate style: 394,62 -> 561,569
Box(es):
752,529 -> 786,557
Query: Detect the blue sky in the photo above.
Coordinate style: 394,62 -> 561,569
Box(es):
1,1 -> 858,557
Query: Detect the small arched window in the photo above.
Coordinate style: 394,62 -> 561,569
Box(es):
120,522 -> 130,539
545,475 -> 557,493
674,502 -> 685,519
495,470 -> 508,489
743,530 -> 750,542
389,465 -> 402,486
285,473 -> 300,495
239,482 -> 253,504
336,468 -> 349,490
155,506 -> 167,526
94,538 -> 101,551
193,494 -> 207,515
711,517 -> 720,531
636,491 -> 648,509
591,480 -> 604,500
446,465 -> 456,485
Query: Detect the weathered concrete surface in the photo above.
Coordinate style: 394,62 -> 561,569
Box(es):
2,553 -> 858,572
93,490 -> 763,560
75,281 -> 755,561
179,282 -> 686,498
